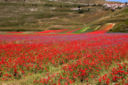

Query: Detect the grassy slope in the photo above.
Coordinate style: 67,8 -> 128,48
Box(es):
0,0 -> 108,32
2,0 -> 127,33
89,7 -> 128,32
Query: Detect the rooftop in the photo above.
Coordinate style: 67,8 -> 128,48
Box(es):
107,0 -> 128,3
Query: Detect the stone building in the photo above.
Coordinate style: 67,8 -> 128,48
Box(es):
103,2 -> 127,10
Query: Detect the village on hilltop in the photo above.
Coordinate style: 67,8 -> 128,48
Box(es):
103,2 -> 128,11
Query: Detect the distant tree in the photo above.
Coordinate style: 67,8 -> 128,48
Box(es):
78,5 -> 81,11
86,7 -> 90,12
78,5 -> 84,13
125,2 -> 128,6
111,8 -> 115,12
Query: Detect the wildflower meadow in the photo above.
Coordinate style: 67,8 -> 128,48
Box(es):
0,32 -> 128,85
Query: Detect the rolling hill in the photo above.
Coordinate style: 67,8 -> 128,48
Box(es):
0,0 -> 128,33
0,0 -> 109,32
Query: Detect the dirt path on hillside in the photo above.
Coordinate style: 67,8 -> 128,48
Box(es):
100,23 -> 115,31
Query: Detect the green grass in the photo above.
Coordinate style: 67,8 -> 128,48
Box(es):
73,26 -> 90,33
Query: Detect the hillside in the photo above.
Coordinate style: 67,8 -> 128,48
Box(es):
89,7 -> 128,32
0,0 -> 128,33
0,0 -> 109,32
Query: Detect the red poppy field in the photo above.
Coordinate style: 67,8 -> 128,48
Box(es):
0,33 -> 128,85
